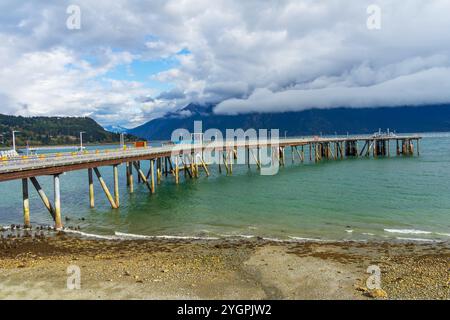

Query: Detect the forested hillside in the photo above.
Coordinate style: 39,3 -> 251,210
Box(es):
0,114 -> 135,147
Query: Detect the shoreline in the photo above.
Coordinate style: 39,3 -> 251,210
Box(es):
2,224 -> 449,244
0,234 -> 448,300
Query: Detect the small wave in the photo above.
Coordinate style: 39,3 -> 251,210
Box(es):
384,229 -> 432,235
396,237 -> 440,243
114,231 -> 220,240
261,237 -> 286,243
63,229 -> 118,240
345,229 -> 353,233
436,232 -> 450,237
362,233 -> 375,236
217,234 -> 256,239
288,236 -> 324,242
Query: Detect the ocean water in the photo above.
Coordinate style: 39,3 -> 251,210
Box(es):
0,133 -> 449,243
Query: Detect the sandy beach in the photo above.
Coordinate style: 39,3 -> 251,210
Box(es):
0,232 -> 448,300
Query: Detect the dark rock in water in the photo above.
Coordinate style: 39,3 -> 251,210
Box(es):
65,216 -> 70,221
81,217 -> 85,221
56,230 -> 66,237
77,226 -> 81,230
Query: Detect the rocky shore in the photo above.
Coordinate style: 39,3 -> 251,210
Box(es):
0,232 -> 448,300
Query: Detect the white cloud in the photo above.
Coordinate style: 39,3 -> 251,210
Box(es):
1,0 -> 450,125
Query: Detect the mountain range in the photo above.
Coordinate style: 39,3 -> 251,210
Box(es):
128,104 -> 450,140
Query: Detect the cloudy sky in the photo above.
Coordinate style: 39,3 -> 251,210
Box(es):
1,0 -> 450,127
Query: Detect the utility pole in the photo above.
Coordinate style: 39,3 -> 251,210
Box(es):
12,130 -> 20,152
80,131 -> 86,151
120,133 -> 125,148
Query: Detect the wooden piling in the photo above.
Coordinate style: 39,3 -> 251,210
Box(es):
195,153 -> 200,177
291,146 -> 295,164
190,154 -> 196,177
113,165 -> 119,207
150,160 -> 155,194
250,148 -> 261,170
53,174 -> 63,229
30,176 -> 55,218
164,157 -> 169,176
93,168 -> 118,209
200,157 -> 210,176
257,146 -> 261,169
387,140 -> 390,157
175,156 -> 179,184
88,168 -> 95,208
157,158 -> 162,184
22,178 -> 30,228
132,162 -> 152,193
126,162 -> 130,186
128,162 -> 134,193
137,161 -> 142,183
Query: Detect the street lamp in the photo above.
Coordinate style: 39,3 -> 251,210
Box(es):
120,133 -> 125,148
80,131 -> 86,151
12,130 -> 20,152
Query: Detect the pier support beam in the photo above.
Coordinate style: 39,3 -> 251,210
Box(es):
113,165 -> 120,207
22,178 -> 30,228
128,162 -> 134,193
387,140 -> 390,157
157,158 -> 162,184
30,177 -> 55,218
137,161 -> 142,183
150,160 -> 155,193
88,168 -> 95,208
175,156 -> 179,184
93,168 -> 118,209
53,174 -> 63,229
132,162 -> 153,193
199,156 -> 210,176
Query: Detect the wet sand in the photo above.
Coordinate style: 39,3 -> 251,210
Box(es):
0,234 -> 448,300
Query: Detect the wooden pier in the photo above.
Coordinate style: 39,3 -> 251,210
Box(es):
0,134 -> 421,229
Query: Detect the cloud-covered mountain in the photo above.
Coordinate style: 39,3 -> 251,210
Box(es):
129,103 -> 450,140
103,125 -> 130,134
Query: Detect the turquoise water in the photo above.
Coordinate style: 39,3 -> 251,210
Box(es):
1,133 -> 449,242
